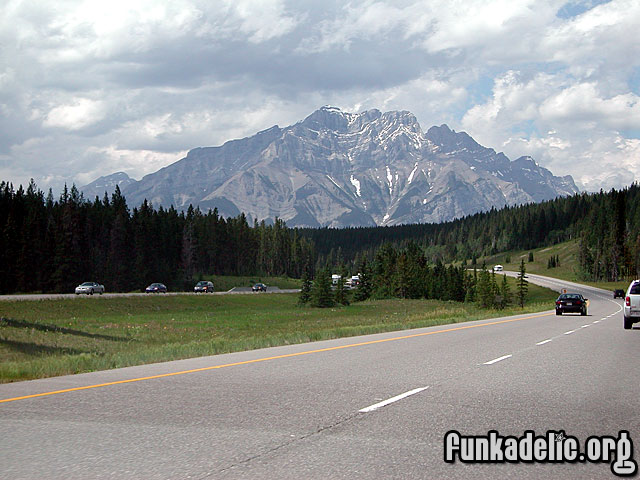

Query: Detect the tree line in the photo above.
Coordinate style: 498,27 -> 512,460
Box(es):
299,241 -> 529,309
2,177 -> 639,295
298,184 -> 640,282
0,181 -> 314,294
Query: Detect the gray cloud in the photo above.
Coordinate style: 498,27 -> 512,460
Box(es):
0,0 -> 638,194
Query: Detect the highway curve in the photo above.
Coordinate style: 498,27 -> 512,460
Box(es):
0,274 -> 637,479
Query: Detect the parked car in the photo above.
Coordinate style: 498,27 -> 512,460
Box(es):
75,281 -> 105,295
555,293 -> 587,316
614,289 -> 625,299
145,283 -> 167,293
194,281 -> 214,293
624,280 -> 640,329
252,283 -> 267,292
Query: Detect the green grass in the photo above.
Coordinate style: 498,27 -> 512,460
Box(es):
0,284 -> 556,383
478,239 -> 632,291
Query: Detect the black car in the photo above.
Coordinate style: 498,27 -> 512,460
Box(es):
252,283 -> 267,292
614,289 -> 625,299
555,293 -> 587,315
145,283 -> 167,293
194,281 -> 214,293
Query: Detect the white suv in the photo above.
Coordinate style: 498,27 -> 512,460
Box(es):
623,280 -> 640,329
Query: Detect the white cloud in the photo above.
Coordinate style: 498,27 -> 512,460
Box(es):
0,0 -> 638,195
539,84 -> 640,130
299,1 -> 419,53
460,69 -> 640,190
44,98 -> 106,130
226,0 -> 299,43
80,146 -> 187,184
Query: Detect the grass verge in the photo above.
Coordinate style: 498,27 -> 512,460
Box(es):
479,239 -> 633,291
0,283 -> 556,383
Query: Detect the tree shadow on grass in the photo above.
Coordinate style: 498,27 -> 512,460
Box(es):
0,338 -> 91,356
0,318 -> 132,342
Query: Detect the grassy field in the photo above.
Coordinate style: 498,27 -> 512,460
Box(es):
0,281 -> 556,383
478,239 -> 632,291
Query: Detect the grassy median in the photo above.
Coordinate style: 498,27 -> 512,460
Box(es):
0,284 -> 557,383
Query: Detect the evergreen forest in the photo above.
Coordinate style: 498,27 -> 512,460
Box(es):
1,179 -> 639,295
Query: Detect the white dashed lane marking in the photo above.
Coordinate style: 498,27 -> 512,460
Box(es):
359,387 -> 429,413
483,354 -> 512,365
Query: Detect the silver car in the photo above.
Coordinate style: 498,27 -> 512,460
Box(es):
624,280 -> 640,329
75,282 -> 105,295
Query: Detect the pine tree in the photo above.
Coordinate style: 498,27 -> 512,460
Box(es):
333,264 -> 350,306
517,259 -> 528,308
353,257 -> 372,302
464,271 -> 476,303
499,274 -> 511,309
310,266 -> 335,308
476,268 -> 493,308
298,265 -> 312,305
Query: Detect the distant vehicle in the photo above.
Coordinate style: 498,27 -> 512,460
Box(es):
252,283 -> 267,292
331,274 -> 341,286
493,265 -> 503,272
555,293 -> 587,316
614,289 -> 625,299
624,280 -> 640,329
194,281 -> 214,293
349,275 -> 361,288
145,283 -> 167,294
75,281 -> 105,295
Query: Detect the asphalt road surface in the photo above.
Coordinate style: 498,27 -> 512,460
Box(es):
0,274 -> 637,479
0,287 -> 298,301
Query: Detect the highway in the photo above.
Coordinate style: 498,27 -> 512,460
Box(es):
0,274 -> 637,479
0,287 -> 299,301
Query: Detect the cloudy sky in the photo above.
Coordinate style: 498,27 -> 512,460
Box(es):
1,0 -> 639,194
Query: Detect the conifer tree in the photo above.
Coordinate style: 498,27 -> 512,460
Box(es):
298,265 -> 312,305
310,266 -> 335,308
476,267 -> 494,308
464,271 -> 476,303
517,259 -> 528,308
353,257 -> 372,302
499,274 -> 511,309
333,264 -> 350,306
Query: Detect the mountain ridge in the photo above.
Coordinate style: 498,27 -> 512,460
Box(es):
81,106 -> 579,227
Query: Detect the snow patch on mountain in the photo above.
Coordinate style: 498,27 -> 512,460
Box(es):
83,106 -> 580,228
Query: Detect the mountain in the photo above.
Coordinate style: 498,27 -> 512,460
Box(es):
82,106 -> 579,227
81,172 -> 137,201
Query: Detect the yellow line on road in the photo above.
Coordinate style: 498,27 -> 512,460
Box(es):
0,311 -> 552,404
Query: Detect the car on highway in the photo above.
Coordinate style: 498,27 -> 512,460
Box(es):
145,283 -> 167,294
624,280 -> 640,329
555,293 -> 587,315
194,281 -> 214,293
75,281 -> 105,295
252,283 -> 267,292
614,289 -> 625,298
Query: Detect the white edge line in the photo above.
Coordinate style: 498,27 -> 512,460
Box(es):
564,330 -> 575,335
536,339 -> 552,345
359,386 -> 429,413
483,354 -> 512,365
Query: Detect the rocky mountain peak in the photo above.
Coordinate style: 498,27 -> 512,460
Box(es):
82,107 -> 580,227
426,124 -> 482,154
